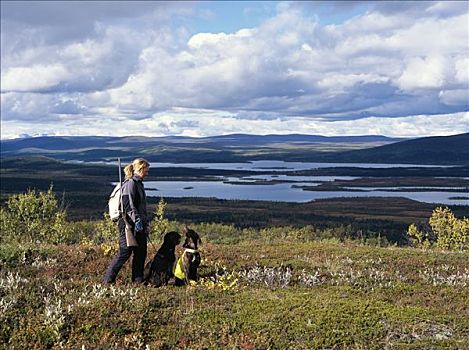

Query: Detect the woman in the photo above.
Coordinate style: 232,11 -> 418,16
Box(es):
104,158 -> 150,284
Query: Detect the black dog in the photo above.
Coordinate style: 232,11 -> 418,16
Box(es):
144,231 -> 181,287
174,227 -> 202,286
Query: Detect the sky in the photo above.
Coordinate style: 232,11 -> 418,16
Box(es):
1,0 -> 468,139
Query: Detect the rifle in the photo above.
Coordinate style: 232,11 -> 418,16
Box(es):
118,158 -> 138,247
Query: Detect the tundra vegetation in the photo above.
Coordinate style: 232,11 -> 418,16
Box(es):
1,188 -> 468,349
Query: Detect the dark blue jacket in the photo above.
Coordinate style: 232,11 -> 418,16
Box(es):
121,175 -> 148,227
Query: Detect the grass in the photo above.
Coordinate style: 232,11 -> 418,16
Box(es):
1,239 -> 468,349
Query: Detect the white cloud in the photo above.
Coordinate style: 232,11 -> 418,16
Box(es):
439,89 -> 469,106
1,1 -> 468,138
317,73 -> 389,91
0,1 -> 189,45
398,55 -> 451,90
2,64 -> 71,92
1,25 -> 149,95
338,11 -> 409,35
455,57 -> 469,84
426,1 -> 469,17
2,110 -> 467,140
316,112 -> 469,138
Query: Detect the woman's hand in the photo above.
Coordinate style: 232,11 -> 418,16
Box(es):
135,218 -> 143,232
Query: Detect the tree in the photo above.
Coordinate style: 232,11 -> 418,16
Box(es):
429,207 -> 468,250
407,207 -> 468,251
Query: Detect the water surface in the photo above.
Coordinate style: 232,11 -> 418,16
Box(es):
145,180 -> 468,205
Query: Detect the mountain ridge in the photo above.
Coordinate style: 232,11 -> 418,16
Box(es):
1,133 -> 467,165
1,133 -> 405,145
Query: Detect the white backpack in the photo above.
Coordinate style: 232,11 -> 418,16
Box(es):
108,179 -> 129,222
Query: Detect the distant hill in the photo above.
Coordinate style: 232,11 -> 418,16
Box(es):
199,134 -> 399,145
0,134 -> 402,162
329,133 -> 469,165
0,134 -> 401,150
1,133 -> 467,164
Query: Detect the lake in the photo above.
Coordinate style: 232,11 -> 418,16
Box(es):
150,160 -> 453,171
142,161 -> 468,205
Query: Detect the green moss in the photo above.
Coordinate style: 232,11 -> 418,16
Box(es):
1,239 -> 468,349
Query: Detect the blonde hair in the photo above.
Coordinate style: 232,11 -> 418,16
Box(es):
124,158 -> 150,178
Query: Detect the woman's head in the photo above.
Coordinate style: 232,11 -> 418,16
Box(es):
124,158 -> 150,179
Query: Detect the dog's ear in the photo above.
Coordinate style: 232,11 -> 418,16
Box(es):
198,237 -> 202,245
167,231 -> 179,244
182,236 -> 190,248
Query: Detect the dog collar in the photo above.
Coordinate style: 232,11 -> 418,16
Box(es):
184,248 -> 198,254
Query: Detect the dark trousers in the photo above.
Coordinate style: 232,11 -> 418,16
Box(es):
104,220 -> 147,283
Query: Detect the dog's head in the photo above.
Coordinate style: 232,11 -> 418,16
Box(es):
163,231 -> 181,247
182,226 -> 202,250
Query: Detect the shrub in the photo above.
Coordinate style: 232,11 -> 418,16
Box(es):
149,197 -> 170,244
407,207 -> 468,251
406,223 -> 433,249
407,223 -> 424,245
0,186 -> 72,244
430,207 -> 468,250
94,213 -> 119,244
